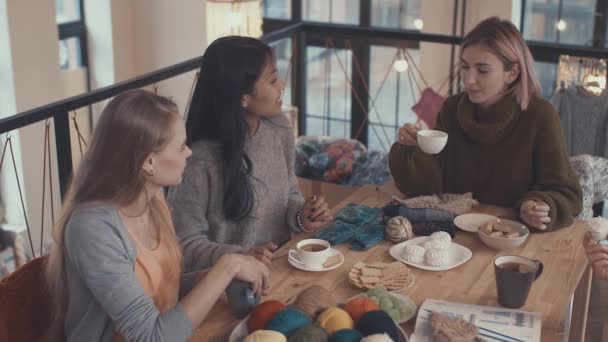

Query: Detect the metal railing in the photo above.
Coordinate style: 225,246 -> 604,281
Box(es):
2,16 -> 608,201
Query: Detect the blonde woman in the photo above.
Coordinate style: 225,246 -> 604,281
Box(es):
45,89 -> 269,342
390,17 -> 582,230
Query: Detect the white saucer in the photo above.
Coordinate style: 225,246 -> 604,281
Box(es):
347,292 -> 417,324
389,237 -> 472,271
454,213 -> 498,233
288,248 -> 344,272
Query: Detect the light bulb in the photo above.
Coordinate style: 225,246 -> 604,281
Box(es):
413,18 -> 423,30
394,59 -> 409,73
556,19 -> 567,32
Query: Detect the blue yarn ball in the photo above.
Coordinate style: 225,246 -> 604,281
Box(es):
267,307 -> 313,337
355,310 -> 398,342
329,329 -> 363,342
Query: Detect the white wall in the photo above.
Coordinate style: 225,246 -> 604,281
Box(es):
84,0 -> 207,119
0,0 -> 64,255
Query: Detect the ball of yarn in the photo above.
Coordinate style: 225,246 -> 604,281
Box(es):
293,285 -> 338,320
385,216 -> 414,243
316,307 -> 354,335
288,324 -> 328,342
361,333 -> 394,342
248,300 -> 286,332
343,297 -> 380,323
267,307 -> 313,337
244,330 -> 287,342
329,329 -> 363,342
356,310 -> 399,342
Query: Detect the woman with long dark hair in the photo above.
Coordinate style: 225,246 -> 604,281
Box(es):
168,36 -> 332,271
45,89 -> 269,341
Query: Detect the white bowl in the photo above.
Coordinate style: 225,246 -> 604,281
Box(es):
417,130 -> 448,154
477,218 -> 529,251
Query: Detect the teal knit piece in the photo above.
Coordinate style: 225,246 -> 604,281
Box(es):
329,329 -> 363,342
315,204 -> 385,250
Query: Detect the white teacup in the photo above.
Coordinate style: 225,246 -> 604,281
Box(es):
417,129 -> 448,154
289,239 -> 331,269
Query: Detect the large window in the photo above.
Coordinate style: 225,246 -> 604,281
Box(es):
523,0 -> 597,46
269,38 -> 293,106
371,0 -> 422,31
535,61 -> 558,98
305,47 -> 353,139
303,0 -> 359,25
263,0 -> 291,20
367,46 -> 420,152
56,0 -> 87,70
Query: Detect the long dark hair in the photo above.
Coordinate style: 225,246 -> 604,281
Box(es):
186,36 -> 273,221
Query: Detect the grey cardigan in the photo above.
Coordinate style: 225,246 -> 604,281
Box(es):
168,114 -> 305,273
63,204 -> 193,342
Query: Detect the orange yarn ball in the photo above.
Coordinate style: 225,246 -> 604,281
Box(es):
247,300 -> 286,333
343,297 -> 380,323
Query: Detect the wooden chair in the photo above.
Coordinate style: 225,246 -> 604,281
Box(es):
0,256 -> 52,342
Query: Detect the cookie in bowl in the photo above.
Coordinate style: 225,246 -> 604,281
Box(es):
478,219 -> 529,251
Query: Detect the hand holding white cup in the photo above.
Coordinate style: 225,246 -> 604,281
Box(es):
417,130 -> 448,154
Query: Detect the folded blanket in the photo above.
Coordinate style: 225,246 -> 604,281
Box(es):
314,204 -> 385,251
382,202 -> 455,223
392,193 -> 478,215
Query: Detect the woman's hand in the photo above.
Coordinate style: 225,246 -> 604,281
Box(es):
584,232 -> 608,281
247,242 -> 277,265
220,253 -> 271,296
396,122 -> 420,146
300,195 -> 333,232
520,199 -> 551,230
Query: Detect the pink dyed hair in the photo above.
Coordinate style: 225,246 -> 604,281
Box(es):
461,17 -> 542,110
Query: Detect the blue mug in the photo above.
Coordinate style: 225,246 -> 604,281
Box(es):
225,280 -> 260,318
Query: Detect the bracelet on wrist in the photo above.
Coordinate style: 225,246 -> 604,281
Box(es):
296,210 -> 313,233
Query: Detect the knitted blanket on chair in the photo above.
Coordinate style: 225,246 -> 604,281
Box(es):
314,203 -> 385,251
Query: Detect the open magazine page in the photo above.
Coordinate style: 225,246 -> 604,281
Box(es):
410,299 -> 542,342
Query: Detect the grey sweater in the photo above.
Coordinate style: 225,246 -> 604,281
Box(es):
551,86 -> 608,157
168,114 -> 305,272
63,204 -> 193,342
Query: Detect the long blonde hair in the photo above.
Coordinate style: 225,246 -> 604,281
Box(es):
45,89 -> 183,340
461,17 -> 542,110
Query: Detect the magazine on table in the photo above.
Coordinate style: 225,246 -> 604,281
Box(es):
410,299 -> 542,342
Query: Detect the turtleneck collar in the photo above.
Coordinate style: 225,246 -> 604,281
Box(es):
456,93 -> 520,144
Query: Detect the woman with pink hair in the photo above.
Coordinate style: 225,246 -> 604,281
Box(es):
389,17 -> 582,231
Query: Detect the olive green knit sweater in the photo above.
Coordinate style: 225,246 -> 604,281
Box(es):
389,93 -> 582,230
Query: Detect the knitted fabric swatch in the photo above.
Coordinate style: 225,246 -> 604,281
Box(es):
315,204 -> 385,250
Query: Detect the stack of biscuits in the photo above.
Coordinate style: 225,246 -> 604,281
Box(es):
348,261 -> 414,291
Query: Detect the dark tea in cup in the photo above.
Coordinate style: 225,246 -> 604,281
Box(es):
299,244 -> 327,252
494,255 -> 543,308
498,262 -> 534,274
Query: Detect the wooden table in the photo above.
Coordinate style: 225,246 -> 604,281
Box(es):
191,185 -> 590,342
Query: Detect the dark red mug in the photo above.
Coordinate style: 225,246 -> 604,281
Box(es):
494,255 -> 543,308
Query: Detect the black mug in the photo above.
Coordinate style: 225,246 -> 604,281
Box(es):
494,255 -> 543,308
225,280 -> 261,318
